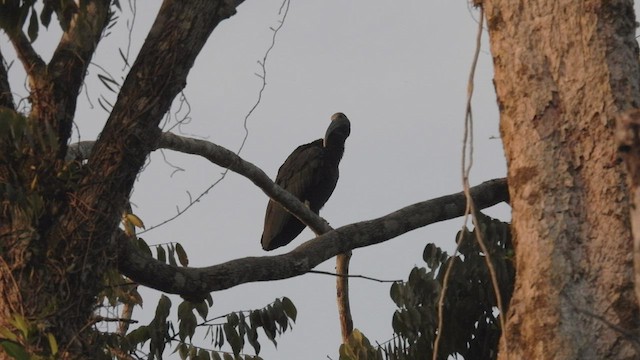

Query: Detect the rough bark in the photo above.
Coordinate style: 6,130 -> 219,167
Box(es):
484,0 -> 640,358
0,47 -> 14,110
0,1 -> 243,358
616,110 -> 640,311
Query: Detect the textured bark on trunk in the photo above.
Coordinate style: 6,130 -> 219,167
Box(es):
484,0 -> 640,358
0,1 -> 241,358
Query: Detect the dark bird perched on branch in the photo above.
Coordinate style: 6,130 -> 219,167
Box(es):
261,113 -> 351,251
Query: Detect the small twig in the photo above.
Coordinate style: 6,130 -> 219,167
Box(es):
239,0 -> 291,153
308,270 -> 401,283
140,0 -> 291,234
94,315 -> 138,324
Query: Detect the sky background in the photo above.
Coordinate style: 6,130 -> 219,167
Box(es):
3,0 -> 613,358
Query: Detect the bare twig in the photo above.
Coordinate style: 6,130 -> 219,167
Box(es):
308,270 -> 401,283
137,0 -> 291,233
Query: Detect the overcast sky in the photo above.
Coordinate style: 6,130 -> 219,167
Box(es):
3,0 -> 607,358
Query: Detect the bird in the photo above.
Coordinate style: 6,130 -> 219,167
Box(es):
261,112 -> 351,251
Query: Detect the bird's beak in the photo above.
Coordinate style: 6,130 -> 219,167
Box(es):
324,113 -> 350,146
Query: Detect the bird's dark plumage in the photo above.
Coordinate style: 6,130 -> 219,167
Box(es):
261,113 -> 351,251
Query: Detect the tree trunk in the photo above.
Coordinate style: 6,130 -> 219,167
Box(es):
484,0 -> 640,358
0,1 -> 242,358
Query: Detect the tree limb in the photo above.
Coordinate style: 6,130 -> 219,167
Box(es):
0,47 -> 15,110
50,0 -> 242,298
7,30 -> 45,79
157,132 -> 333,235
118,178 -> 509,299
68,131 -> 333,238
44,0 -> 112,156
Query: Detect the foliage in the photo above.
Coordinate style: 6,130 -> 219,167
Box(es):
386,212 -> 514,360
0,0 -> 121,42
339,329 -> 383,360
340,212 -> 514,360
120,295 -> 296,359
94,233 -> 297,359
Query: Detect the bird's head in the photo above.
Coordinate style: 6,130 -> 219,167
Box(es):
324,112 -> 351,147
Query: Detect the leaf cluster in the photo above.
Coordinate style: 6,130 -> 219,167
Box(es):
0,314 -> 58,360
339,212 -> 514,360
387,212 -> 514,360
121,295 -> 296,360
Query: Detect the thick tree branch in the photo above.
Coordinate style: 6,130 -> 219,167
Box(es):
43,0 -> 111,156
7,31 -> 45,79
51,0 -> 242,296
0,47 -> 14,110
118,178 -> 509,298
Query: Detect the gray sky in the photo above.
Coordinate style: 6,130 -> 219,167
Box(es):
2,1 -> 518,358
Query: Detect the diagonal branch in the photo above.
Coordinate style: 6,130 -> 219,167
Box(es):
7,30 -> 45,79
0,47 -> 15,110
118,178 -> 509,299
158,132 -> 333,235
67,132 -> 333,236
44,0 -> 111,156
50,0 -> 244,295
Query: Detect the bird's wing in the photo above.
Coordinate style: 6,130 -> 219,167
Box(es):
261,139 -> 324,250
275,139 -> 325,200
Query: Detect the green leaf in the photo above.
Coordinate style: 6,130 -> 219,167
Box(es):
222,353 -> 234,360
177,343 -> 188,360
125,325 -> 150,346
390,281 -> 402,306
246,326 -> 260,356
259,309 -> 276,345
249,310 -> 262,328
176,243 -> 189,266
11,314 -> 28,338
0,340 -> 28,360
47,332 -> 58,355
27,7 -> 38,42
194,301 -> 208,320
40,3 -> 53,28
156,295 -> 172,320
214,326 -> 223,348
178,304 -> 197,341
223,323 -> 242,356
281,297 -> 297,322
237,312 -> 247,338
226,312 -> 239,327
157,245 -> 166,263
137,238 -> 153,257
211,352 -> 222,360
198,348 -> 211,360
338,342 -> 356,360
0,327 -> 17,342
168,244 -> 177,266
